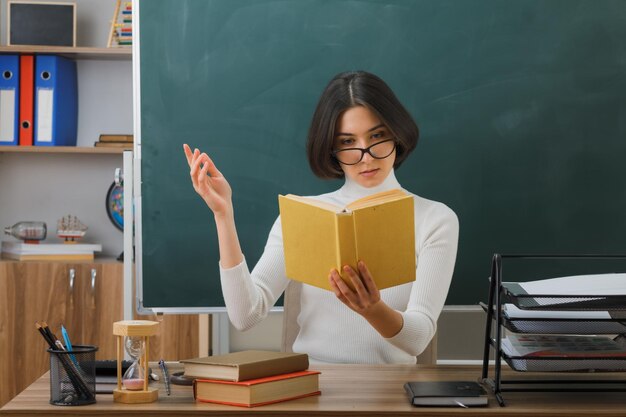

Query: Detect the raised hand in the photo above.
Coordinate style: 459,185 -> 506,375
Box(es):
183,144 -> 233,218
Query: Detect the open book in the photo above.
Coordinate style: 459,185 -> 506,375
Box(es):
278,189 -> 415,291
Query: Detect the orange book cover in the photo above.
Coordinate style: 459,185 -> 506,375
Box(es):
193,370 -> 321,407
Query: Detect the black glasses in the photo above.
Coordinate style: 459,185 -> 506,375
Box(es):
332,139 -> 396,165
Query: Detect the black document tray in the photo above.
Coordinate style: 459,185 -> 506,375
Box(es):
502,282 -> 626,311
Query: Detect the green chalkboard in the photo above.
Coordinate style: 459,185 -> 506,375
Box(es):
138,0 -> 626,310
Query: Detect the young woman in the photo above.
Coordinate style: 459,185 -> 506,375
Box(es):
183,71 -> 459,364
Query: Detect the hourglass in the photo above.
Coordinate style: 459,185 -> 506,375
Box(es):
112,320 -> 160,403
122,335 -> 146,390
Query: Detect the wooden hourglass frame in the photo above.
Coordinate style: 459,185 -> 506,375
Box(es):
112,320 -> 160,403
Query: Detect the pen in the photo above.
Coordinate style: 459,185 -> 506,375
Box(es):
61,325 -> 78,365
454,400 -> 468,408
159,359 -> 171,395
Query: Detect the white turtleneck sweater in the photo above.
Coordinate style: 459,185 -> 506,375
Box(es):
219,170 -> 459,364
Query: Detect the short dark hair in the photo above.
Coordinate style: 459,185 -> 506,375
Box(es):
306,71 -> 419,179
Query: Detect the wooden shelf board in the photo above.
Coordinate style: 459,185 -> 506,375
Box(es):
0,46 -> 131,60
0,146 -> 130,154
0,256 -> 122,264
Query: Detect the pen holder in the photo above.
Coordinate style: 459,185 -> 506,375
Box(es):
48,345 -> 98,406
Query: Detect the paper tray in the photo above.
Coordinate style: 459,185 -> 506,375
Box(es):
501,316 -> 626,335
503,354 -> 626,373
502,283 -> 626,311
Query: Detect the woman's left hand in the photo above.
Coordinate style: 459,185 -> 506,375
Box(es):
329,260 -> 404,338
329,261 -> 381,316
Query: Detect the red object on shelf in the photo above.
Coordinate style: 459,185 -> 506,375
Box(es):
18,54 -> 34,146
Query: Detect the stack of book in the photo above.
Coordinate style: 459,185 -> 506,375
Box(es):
1,241 -> 102,261
180,350 -> 320,407
94,134 -> 133,149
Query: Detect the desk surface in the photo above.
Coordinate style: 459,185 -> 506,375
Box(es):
2,364 -> 626,417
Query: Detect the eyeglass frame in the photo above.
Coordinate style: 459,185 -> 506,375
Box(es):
331,138 -> 397,165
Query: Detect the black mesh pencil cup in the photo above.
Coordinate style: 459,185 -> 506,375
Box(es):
48,345 -> 98,406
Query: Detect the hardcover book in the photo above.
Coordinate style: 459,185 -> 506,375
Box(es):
94,141 -> 133,148
193,370 -> 321,407
180,350 -> 309,382
404,381 -> 488,407
278,189 -> 415,291
98,134 -> 134,143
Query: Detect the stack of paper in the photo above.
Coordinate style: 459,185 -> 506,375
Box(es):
515,273 -> 626,296
502,335 -> 626,358
501,334 -> 626,372
502,273 -> 626,332
502,303 -> 626,334
508,273 -> 626,306
1,241 -> 102,261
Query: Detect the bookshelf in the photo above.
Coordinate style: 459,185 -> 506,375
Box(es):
0,2 -> 136,256
0,42 -> 133,255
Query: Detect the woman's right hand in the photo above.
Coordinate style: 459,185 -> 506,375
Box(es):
183,144 -> 233,218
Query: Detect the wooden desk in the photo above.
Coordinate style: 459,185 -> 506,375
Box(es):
2,364 -> 626,416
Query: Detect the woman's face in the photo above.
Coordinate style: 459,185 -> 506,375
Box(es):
333,106 -> 396,188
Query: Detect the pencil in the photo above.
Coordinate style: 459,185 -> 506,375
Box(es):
35,322 -> 94,401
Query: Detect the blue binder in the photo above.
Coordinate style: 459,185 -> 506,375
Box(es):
0,55 -> 20,146
34,55 -> 77,146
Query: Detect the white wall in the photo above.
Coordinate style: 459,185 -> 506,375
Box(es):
0,0 -> 132,257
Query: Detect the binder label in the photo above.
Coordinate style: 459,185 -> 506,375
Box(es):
36,88 -> 54,143
0,89 -> 16,142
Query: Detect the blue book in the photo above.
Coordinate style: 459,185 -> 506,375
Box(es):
0,55 -> 20,146
34,55 -> 77,146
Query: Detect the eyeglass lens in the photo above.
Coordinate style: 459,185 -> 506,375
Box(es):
334,139 -> 396,165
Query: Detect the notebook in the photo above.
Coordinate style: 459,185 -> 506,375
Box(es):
404,381 -> 488,407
